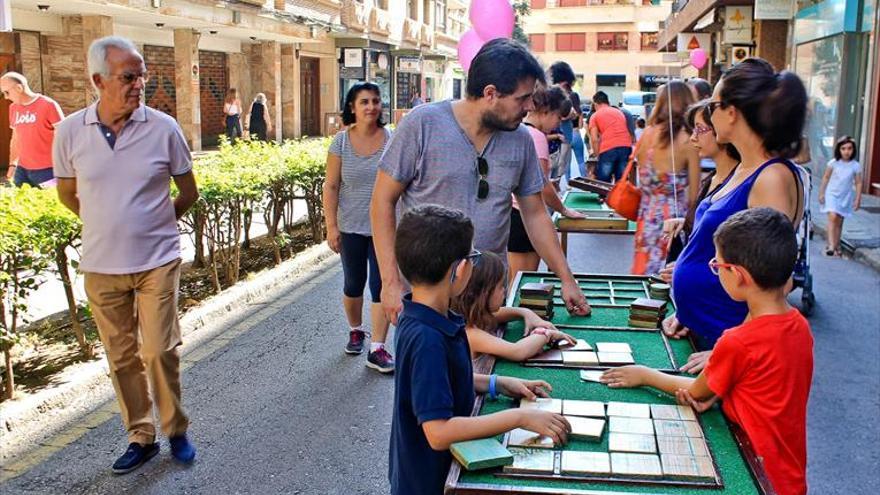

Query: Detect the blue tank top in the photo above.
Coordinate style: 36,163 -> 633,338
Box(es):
672,158 -> 800,350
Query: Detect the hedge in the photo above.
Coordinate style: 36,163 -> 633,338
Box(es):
0,137 -> 330,399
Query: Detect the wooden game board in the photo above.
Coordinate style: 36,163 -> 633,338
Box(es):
444,271 -> 775,495
553,191 -> 637,256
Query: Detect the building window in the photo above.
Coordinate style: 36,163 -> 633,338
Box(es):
530,0 -> 546,8
435,0 -> 446,29
558,0 -> 586,6
555,33 -> 586,52
640,32 -> 658,50
598,32 -> 629,51
407,0 -> 418,19
530,34 -> 546,52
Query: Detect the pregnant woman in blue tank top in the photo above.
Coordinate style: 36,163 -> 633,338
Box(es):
670,58 -> 808,365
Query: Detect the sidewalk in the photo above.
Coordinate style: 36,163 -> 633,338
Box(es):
810,190 -> 880,271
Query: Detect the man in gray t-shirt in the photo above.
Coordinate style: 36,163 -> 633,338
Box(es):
371,39 -> 589,324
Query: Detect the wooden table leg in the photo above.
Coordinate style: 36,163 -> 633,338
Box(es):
561,232 -> 568,256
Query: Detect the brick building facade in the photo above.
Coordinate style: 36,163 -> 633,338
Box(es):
2,0 -> 343,152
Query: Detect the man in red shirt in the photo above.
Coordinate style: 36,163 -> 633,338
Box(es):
588,91 -> 632,182
2,72 -> 64,187
601,207 -> 813,495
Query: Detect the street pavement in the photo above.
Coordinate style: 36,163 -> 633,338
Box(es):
1,230 -> 878,494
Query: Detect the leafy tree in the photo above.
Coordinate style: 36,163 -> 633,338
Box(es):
513,1 -> 531,47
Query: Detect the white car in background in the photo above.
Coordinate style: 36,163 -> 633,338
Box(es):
622,91 -> 657,120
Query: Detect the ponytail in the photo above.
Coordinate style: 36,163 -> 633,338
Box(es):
720,58 -> 807,159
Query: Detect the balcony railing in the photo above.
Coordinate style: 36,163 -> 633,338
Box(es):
370,7 -> 391,35
404,18 -> 423,45
341,0 -> 372,32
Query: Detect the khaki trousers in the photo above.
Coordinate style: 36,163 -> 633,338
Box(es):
84,259 -> 189,445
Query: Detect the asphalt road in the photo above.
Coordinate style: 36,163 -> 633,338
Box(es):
1,232 -> 878,495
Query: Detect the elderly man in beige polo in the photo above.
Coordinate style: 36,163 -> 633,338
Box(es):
52,36 -> 200,475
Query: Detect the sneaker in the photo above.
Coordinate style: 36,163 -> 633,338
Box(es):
345,329 -> 366,355
112,442 -> 160,474
366,347 -> 395,374
169,434 -> 196,464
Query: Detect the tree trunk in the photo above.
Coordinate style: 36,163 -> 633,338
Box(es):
242,206 -> 252,250
3,349 -> 12,400
55,246 -> 91,357
192,210 -> 206,269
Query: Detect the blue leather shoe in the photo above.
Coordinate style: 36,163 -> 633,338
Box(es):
112,442 -> 159,474
169,434 -> 196,463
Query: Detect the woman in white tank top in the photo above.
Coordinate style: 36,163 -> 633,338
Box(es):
223,88 -> 243,141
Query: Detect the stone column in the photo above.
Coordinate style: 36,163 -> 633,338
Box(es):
81,15 -> 113,104
280,44 -> 301,139
260,41 -> 282,141
174,29 -> 202,151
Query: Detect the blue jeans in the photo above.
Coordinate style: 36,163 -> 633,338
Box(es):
571,130 -> 586,178
13,166 -> 54,187
596,146 -> 632,182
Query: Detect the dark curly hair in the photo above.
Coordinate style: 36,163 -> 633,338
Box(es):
342,82 -> 385,127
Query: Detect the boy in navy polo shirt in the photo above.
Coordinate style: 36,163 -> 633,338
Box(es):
389,204 -> 571,495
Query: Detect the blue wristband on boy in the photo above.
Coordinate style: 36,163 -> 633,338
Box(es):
489,374 -> 498,401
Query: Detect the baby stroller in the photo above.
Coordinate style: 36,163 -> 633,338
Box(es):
791,164 -> 816,316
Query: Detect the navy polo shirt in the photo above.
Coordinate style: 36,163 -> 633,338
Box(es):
389,297 -> 475,495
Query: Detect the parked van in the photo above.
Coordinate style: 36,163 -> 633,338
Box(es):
622,91 -> 656,119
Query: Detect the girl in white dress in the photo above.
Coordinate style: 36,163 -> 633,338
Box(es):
819,136 -> 862,257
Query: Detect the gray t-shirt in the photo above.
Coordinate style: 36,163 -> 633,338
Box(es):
379,100 -> 545,256
329,127 -> 391,236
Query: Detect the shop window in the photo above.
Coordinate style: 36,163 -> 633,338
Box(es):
530,34 -> 546,52
640,32 -> 658,50
598,32 -> 629,51
555,33 -> 586,52
530,0 -> 546,8
558,0 -> 586,6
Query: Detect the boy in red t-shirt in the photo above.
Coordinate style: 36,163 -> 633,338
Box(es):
602,207 -> 813,495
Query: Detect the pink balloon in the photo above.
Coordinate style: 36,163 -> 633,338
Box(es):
469,0 -> 515,41
690,48 -> 708,70
458,29 -> 486,74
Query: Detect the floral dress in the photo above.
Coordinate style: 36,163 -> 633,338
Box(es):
632,149 -> 689,275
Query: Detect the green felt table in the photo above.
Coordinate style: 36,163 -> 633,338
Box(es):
446,272 -> 769,495
554,191 -> 636,256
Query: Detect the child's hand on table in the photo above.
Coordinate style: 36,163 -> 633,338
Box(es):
517,409 -> 571,446
522,311 -> 558,336
679,350 -> 711,374
549,330 -> 577,347
600,365 -> 651,388
497,376 -> 552,401
675,388 -> 718,413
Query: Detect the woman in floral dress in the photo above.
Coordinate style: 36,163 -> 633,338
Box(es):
632,82 -> 701,275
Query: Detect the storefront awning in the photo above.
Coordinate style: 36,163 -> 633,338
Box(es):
657,0 -> 753,51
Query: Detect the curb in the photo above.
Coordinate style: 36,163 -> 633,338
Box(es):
810,221 -> 880,273
0,242 -> 336,463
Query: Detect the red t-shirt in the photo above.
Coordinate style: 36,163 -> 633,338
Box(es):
588,105 -> 632,155
9,95 -> 64,170
706,309 -> 813,495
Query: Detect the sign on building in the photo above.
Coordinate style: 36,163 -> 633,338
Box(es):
676,33 -> 711,52
723,6 -> 754,44
397,56 -> 421,73
755,0 -> 794,20
344,48 -> 363,68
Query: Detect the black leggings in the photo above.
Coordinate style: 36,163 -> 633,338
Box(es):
340,233 -> 381,303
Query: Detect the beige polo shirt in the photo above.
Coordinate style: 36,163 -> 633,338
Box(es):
53,103 -> 192,275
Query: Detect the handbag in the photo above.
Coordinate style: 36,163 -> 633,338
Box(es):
606,144 -> 641,221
